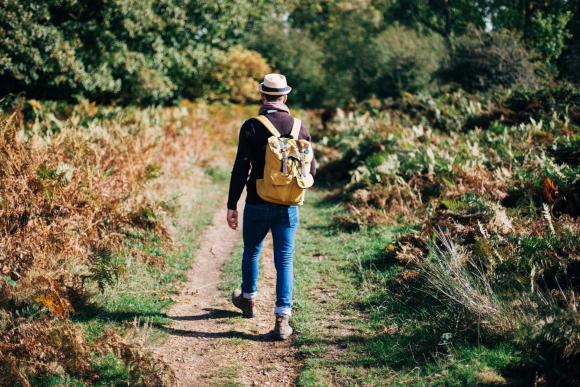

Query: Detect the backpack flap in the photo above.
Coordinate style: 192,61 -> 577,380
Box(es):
267,137 -> 284,160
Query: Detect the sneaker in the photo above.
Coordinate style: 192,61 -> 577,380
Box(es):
231,289 -> 255,318
273,315 -> 293,340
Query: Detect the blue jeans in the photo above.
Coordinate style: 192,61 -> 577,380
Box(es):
241,202 -> 299,317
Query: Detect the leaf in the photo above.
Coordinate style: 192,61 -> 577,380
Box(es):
3,275 -> 17,288
36,164 -> 58,180
35,290 -> 75,319
542,177 -> 558,203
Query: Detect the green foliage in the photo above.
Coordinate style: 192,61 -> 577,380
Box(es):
384,0 -> 488,37
505,81 -> 580,116
364,26 -> 447,97
3,0 -> 580,105
0,0 -> 264,104
447,28 -> 539,91
144,163 -> 162,180
523,310 -> 580,385
559,4 -> 580,84
91,353 -> 131,385
129,205 -> 160,230
529,10 -> 573,65
441,193 -> 489,215
89,247 -> 126,293
316,85 -> 580,383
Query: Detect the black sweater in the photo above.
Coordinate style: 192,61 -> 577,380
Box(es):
227,110 -> 316,210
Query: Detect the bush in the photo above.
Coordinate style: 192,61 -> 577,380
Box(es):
317,85 -> 580,383
208,46 -> 271,103
505,83 -> 580,117
447,28 -> 539,91
364,26 -> 447,97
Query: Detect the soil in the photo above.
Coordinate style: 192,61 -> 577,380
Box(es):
157,202 -> 300,386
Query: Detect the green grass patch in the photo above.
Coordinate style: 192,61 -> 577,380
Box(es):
221,242 -> 243,295
292,191 -> 524,386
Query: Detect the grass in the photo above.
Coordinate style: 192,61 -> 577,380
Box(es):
216,365 -> 242,385
288,191 -> 526,386
222,242 -> 244,295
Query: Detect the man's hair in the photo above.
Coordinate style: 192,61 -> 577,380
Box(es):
262,94 -> 285,102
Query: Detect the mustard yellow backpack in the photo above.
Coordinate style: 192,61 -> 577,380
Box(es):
254,115 -> 314,205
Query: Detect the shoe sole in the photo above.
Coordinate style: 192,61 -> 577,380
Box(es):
273,330 -> 293,340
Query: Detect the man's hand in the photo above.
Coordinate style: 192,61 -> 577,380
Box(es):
227,209 -> 238,230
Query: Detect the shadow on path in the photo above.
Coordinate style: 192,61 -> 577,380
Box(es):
168,308 -> 239,321
163,307 -> 279,342
162,326 -> 278,342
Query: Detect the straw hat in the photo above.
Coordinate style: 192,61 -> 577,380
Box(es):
258,73 -> 292,96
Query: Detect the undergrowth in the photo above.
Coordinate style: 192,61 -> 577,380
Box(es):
314,84 -> 579,385
0,99 -> 247,385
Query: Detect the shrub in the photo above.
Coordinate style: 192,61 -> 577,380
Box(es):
504,83 -> 580,121
115,51 -> 177,105
208,46 -> 271,103
447,28 -> 539,91
316,85 -> 580,384
364,26 -> 447,97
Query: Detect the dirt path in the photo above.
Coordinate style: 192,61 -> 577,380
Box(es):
157,201 -> 300,386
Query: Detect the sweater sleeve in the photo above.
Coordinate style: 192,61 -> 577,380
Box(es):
301,123 -> 317,176
227,121 -> 252,210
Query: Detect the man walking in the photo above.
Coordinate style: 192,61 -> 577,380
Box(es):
226,73 -> 316,340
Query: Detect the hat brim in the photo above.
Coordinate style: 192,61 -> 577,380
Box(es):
258,83 -> 292,96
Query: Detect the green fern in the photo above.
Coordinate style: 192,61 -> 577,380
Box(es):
89,247 -> 125,292
441,198 -> 468,212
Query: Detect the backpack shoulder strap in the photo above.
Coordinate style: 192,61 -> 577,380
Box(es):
291,118 -> 302,140
254,115 -> 281,137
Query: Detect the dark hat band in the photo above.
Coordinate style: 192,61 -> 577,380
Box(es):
260,84 -> 291,92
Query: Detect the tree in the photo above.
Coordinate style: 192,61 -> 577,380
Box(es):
364,26 -> 447,97
381,0 -> 489,41
0,0 -> 265,103
446,28 -> 538,91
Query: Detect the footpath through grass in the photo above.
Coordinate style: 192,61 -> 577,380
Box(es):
54,171 -> 229,386
291,191 -> 524,386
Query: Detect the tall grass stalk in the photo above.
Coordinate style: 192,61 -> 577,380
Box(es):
419,229 -> 523,337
